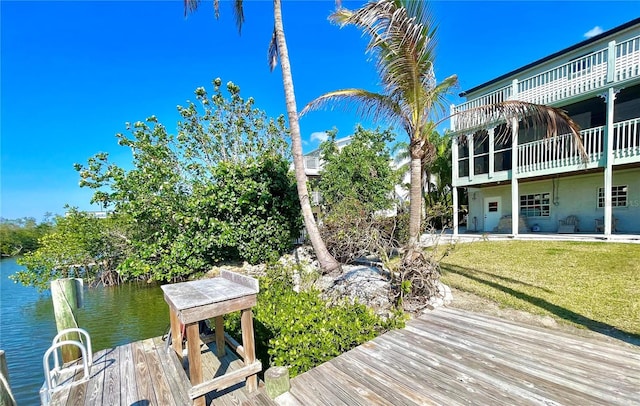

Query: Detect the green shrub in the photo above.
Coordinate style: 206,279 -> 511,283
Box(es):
224,264 -> 404,377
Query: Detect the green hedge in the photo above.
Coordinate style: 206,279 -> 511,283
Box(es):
224,264 -> 404,377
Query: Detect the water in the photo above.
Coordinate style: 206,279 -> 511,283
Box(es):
0,258 -> 169,405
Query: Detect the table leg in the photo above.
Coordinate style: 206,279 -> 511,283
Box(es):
186,322 -> 205,406
169,309 -> 182,356
240,308 -> 257,392
215,316 -> 225,357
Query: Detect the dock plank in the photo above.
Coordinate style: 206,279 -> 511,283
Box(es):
118,343 -> 138,405
82,348 -> 109,406
406,317 -> 638,402
151,336 -> 190,404
101,343 -> 120,406
141,338 -> 177,406
132,340 -> 157,405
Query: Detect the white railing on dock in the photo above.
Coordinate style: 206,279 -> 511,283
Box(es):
615,35 -> 640,82
613,117 -> 640,159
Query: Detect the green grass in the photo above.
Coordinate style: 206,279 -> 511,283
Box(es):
439,240 -> 640,338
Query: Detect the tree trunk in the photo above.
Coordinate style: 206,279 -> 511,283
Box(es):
408,155 -> 423,247
272,0 -> 340,273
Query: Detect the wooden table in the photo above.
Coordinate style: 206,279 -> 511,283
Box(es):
161,271 -> 261,406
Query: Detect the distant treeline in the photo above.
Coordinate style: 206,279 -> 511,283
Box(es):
0,217 -> 53,257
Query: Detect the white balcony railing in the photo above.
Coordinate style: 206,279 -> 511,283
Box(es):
304,156 -> 320,170
613,117 -> 640,159
517,48 -> 608,105
615,36 -> 640,82
517,127 -> 604,174
452,34 -> 640,132
455,84 -> 512,113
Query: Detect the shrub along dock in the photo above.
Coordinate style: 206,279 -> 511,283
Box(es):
48,307 -> 640,405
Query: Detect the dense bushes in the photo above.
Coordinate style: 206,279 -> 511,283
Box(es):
224,264 -> 404,377
0,217 -> 52,257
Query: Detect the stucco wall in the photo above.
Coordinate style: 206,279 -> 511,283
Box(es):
466,168 -> 640,233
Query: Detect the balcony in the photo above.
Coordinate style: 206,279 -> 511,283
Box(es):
452,35 -> 640,131
455,117 -> 640,186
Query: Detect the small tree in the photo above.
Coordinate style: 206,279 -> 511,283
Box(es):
317,126 -> 399,215
72,80 -> 301,283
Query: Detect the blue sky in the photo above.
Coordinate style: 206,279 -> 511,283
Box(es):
1,1 -> 636,220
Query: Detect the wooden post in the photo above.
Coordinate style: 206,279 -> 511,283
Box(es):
214,316 -> 225,357
186,323 -> 205,406
51,278 -> 83,363
240,308 -> 257,392
169,309 -> 182,356
0,350 -> 17,406
265,366 -> 289,399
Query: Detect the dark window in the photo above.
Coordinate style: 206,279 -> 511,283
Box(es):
458,137 -> 469,158
458,159 -> 469,177
598,185 -> 628,208
494,150 -> 512,172
473,130 -> 489,154
474,155 -> 489,175
520,193 -> 550,217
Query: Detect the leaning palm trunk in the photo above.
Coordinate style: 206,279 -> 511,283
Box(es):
408,155 -> 423,246
273,0 -> 340,272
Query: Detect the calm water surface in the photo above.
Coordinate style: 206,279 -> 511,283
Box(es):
0,258 -> 169,405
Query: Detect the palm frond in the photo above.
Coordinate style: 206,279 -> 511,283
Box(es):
184,0 -> 243,33
268,27 -> 279,71
447,101 -> 587,161
234,0 -> 244,33
184,0 -> 199,17
300,88 -> 409,133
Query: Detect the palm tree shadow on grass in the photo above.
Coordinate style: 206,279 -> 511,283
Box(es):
441,264 -> 640,346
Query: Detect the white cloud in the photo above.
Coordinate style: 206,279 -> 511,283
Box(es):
584,26 -> 604,39
310,131 -> 329,143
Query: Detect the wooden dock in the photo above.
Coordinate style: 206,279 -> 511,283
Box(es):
47,307 -> 640,405
286,307 -> 640,405
48,336 -> 275,406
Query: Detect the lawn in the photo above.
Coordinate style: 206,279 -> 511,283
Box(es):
439,240 -> 640,338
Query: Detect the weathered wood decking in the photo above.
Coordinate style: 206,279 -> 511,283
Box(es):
48,337 -> 274,406
286,307 -> 640,405
49,307 -> 640,406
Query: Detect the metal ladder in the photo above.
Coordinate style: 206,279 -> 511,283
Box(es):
40,328 -> 93,406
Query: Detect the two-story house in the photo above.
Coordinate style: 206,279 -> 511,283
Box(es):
451,17 -> 640,237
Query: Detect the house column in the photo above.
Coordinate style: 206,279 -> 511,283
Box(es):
511,121 -> 519,236
510,79 -> 520,236
603,86 -> 617,237
488,127 -> 495,179
452,135 -> 459,236
453,186 -> 459,236
468,134 -> 474,182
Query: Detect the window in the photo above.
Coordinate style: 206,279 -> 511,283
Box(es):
598,185 -> 628,208
494,125 -> 512,172
520,193 -> 550,217
473,130 -> 489,175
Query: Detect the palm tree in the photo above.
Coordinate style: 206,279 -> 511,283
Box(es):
301,0 -> 582,247
184,0 -> 340,272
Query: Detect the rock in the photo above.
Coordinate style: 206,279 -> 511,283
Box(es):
321,265 -> 394,316
425,282 -> 454,309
